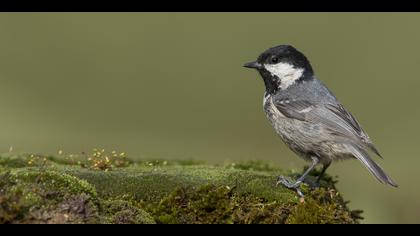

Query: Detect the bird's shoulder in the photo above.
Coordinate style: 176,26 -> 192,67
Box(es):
273,78 -> 337,104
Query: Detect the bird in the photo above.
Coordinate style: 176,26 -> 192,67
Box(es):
243,45 -> 397,196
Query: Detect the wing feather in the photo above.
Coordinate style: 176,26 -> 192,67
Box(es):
273,99 -> 381,157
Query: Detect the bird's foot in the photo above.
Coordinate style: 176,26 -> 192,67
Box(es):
276,176 -> 301,188
275,176 -> 304,198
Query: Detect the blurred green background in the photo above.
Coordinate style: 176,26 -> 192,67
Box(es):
0,13 -> 418,223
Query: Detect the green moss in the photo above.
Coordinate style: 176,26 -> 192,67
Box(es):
142,184 -> 295,224
0,153 -> 32,168
140,184 -> 359,224
11,169 -> 98,201
101,199 -> 155,224
286,188 -> 357,224
0,154 -> 362,224
135,159 -> 204,167
0,169 -> 100,223
226,160 -> 278,172
0,172 -> 25,223
60,164 -> 297,203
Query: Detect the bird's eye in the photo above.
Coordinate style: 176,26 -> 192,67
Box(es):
271,56 -> 279,63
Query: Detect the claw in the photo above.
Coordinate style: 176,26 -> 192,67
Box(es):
275,176 -> 286,187
274,157 -> 321,198
296,188 -> 304,198
275,175 -> 305,197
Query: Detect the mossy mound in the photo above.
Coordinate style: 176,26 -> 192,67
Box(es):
0,153 -> 362,224
0,170 -> 99,223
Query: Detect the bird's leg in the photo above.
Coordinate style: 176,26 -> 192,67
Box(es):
316,161 -> 331,185
303,161 -> 331,189
276,156 -> 319,197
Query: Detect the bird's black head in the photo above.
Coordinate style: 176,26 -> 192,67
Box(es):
244,45 -> 314,94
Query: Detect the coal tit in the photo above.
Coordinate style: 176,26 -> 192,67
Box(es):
244,45 -> 397,196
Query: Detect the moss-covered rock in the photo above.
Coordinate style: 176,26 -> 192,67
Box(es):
101,199 -> 155,224
0,153 -> 362,224
140,184 -> 294,224
0,169 -> 100,223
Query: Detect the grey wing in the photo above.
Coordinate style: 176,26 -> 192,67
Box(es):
324,103 -> 382,157
273,99 -> 382,157
273,99 -> 397,187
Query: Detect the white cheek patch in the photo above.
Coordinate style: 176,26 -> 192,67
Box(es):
264,63 -> 304,90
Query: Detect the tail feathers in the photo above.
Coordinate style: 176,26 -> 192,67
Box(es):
368,143 -> 383,159
345,144 -> 398,187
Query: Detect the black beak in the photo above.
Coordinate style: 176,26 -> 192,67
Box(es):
243,61 -> 262,69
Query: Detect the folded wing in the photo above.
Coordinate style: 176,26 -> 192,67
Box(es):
273,98 -> 397,187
